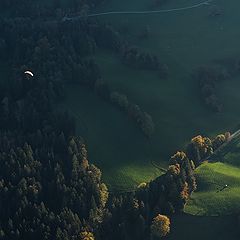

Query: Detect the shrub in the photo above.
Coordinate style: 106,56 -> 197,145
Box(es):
151,214 -> 170,238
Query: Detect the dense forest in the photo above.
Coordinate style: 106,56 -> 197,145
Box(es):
0,0 -> 238,239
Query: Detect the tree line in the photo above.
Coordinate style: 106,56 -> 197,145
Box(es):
0,1 -> 232,239
193,57 -> 240,113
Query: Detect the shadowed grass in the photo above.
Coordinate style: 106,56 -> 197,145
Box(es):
65,0 -> 240,191
166,213 -> 239,240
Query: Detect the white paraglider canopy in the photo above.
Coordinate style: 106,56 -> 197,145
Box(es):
24,70 -> 34,77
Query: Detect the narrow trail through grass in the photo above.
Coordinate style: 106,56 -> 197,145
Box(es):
63,0 -> 212,20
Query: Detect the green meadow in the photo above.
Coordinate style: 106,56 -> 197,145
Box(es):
64,0 -> 240,190
185,133 -> 240,216
1,0 -> 240,239
185,162 -> 240,216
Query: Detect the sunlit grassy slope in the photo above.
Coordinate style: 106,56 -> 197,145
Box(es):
183,133 -> 240,240
65,0 -> 240,190
185,132 -> 240,216
64,86 -> 165,191
185,162 -> 240,216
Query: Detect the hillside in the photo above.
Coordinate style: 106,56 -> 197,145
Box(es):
185,130 -> 240,216
63,0 -> 240,190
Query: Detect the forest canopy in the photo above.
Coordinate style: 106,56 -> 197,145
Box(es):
0,0 -> 237,239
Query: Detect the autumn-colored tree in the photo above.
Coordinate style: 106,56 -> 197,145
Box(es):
168,164 -> 180,176
170,151 -> 186,165
80,231 -> 95,240
225,132 -> 231,141
151,214 -> 170,238
212,134 -> 226,150
187,135 -> 213,165
180,182 -> 189,204
99,183 -> 109,208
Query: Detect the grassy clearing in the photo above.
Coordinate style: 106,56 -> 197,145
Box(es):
102,163 -> 163,191
186,133 -> 240,216
65,0 -> 240,190
64,85 -> 165,190
185,162 -> 240,216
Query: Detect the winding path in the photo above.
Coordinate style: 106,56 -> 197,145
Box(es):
63,0 -> 213,21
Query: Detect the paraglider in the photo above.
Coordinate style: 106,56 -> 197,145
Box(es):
24,70 -> 34,77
